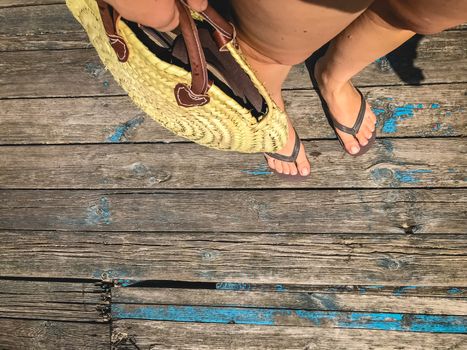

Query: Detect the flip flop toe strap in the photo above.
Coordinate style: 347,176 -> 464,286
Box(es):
264,128 -> 301,163
332,88 -> 366,136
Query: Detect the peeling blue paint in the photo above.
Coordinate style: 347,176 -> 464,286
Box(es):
447,288 -> 463,295
86,196 -> 111,225
381,103 -> 421,134
275,284 -> 287,292
216,282 -> 251,291
241,163 -> 273,176
393,286 -> 418,296
114,279 -> 139,287
112,305 -> 467,333
371,108 -> 386,116
107,116 -> 144,143
394,169 -> 432,183
432,123 -> 442,131
431,103 -> 440,109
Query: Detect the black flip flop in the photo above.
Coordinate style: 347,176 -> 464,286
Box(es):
263,126 -> 310,181
306,47 -> 376,157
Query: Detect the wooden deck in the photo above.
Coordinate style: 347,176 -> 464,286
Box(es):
0,1 -> 466,349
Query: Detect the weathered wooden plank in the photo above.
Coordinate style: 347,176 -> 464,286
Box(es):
1,33 -> 466,99
112,287 -> 467,315
0,319 -> 109,350
1,231 -> 465,285
0,0 -> 62,8
0,4 -> 89,50
0,49 -> 121,98
0,84 -> 464,144
1,189 -> 465,233
212,283 -> 466,299
0,280 -> 108,321
112,320 -> 467,349
0,139 -> 464,189
112,304 -> 466,333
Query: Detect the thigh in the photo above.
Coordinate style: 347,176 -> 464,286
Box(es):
230,0 -> 374,65
371,0 -> 467,34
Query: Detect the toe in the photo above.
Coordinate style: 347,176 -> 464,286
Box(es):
282,162 -> 291,175
295,144 -> 310,176
264,154 -> 276,170
356,132 -> 368,146
289,162 -> 298,175
362,124 -> 374,139
337,130 -> 361,155
274,159 -> 284,173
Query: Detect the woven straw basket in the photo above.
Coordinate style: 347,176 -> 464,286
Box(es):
66,0 -> 289,153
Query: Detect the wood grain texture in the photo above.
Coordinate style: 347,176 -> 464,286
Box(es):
0,0 -> 62,8
0,4 -> 88,50
0,138 -> 464,189
112,287 -> 467,315
1,84 -> 464,144
0,319 -> 109,350
0,280 -> 108,321
112,320 -> 467,350
1,189 -> 465,233
1,34 -> 466,99
1,231 -> 466,285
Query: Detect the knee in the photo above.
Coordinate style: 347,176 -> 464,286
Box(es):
396,18 -> 454,35
370,0 -> 461,35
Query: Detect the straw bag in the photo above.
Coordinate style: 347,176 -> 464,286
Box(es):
66,0 -> 289,152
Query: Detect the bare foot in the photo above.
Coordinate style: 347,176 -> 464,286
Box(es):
235,35 -> 311,176
314,57 -> 377,155
263,116 -> 310,176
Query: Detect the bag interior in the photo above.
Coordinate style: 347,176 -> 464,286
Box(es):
121,17 -> 269,121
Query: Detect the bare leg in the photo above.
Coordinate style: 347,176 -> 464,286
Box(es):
314,0 -> 467,154
231,0 -> 373,175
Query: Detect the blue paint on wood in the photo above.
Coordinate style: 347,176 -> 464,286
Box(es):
112,305 -> 467,333
114,279 -> 139,287
447,288 -> 463,295
393,286 -> 418,296
86,196 -> 111,225
371,107 -> 386,116
107,116 -> 144,143
394,169 -> 432,183
275,284 -> 287,292
381,103 -> 421,133
431,103 -> 440,109
241,164 -> 273,176
216,282 -> 251,291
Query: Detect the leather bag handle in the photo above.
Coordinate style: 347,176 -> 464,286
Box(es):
96,0 -> 236,107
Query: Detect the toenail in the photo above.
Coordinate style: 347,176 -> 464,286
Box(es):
301,168 -> 309,176
361,139 -> 368,146
351,146 -> 360,154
